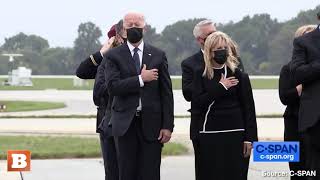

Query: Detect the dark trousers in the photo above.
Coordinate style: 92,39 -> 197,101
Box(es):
114,116 -> 162,180
192,139 -> 200,180
198,131 -> 247,180
100,133 -> 119,180
302,122 -> 320,180
243,152 -> 250,179
193,137 -> 249,180
284,116 -> 307,180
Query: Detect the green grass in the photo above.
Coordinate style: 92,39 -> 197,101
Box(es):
250,79 -> 278,89
0,78 -> 180,90
171,78 -> 181,90
0,77 -> 279,90
0,136 -> 188,159
0,78 -> 94,90
162,142 -> 188,156
0,136 -> 101,159
0,101 -> 65,112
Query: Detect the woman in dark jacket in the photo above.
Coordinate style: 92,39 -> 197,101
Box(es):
192,31 -> 258,180
278,24 -> 316,180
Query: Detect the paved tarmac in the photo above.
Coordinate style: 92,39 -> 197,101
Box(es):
0,156 -> 291,180
0,118 -> 284,140
0,89 -> 285,117
0,89 -> 292,180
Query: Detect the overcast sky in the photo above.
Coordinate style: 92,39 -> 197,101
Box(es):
1,0 -> 319,47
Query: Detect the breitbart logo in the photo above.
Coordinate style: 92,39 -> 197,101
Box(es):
7,150 -> 31,171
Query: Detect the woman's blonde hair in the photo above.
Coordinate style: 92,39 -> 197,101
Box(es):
203,31 -> 239,79
294,25 -> 317,38
227,38 -> 241,67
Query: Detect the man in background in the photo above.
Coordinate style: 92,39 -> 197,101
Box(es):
76,20 -> 126,180
290,12 -> 320,178
181,19 -> 216,180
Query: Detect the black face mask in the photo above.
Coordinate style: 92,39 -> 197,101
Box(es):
213,49 -> 228,64
127,27 -> 143,43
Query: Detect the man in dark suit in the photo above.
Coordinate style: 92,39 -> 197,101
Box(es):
76,20 -> 125,180
290,13 -> 320,175
181,19 -> 216,180
104,12 -> 174,180
95,20 -> 127,180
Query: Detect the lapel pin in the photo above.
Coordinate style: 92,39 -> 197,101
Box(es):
148,53 -> 152,56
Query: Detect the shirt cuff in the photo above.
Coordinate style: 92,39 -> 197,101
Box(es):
244,141 -> 252,144
219,82 -> 228,90
138,75 -> 144,87
90,55 -> 99,66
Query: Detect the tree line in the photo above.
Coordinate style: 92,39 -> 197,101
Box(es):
0,5 -> 319,75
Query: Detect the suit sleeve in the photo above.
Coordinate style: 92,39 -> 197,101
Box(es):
290,38 -> 320,85
279,65 -> 300,105
105,56 -> 141,96
181,60 -> 193,102
239,72 -> 258,142
76,51 -> 103,79
93,59 -> 108,106
159,53 -> 174,132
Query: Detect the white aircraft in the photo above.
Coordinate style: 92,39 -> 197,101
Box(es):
2,53 -> 23,62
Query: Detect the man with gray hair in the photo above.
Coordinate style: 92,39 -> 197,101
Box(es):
181,19 -> 216,180
192,19 -> 216,50
104,12 -> 174,180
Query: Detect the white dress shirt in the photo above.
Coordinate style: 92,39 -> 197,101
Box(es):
127,41 -> 144,110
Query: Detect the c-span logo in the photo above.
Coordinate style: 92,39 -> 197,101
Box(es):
253,142 -> 299,162
7,150 -> 31,171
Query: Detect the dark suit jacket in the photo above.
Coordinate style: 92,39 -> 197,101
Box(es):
279,64 -> 300,118
181,51 -> 204,140
181,51 -> 245,140
104,43 -> 174,141
191,68 -> 258,142
76,51 -> 103,79
279,64 -> 300,141
93,58 -> 108,106
94,59 -> 110,134
290,26 -> 320,132
75,51 -> 107,133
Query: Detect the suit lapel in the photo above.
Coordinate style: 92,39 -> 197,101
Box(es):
142,43 -> 152,68
120,44 -> 137,74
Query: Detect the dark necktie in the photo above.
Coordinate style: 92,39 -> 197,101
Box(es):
133,47 -> 141,74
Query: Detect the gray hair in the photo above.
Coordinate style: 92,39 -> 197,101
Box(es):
115,20 -> 123,34
193,19 -> 214,38
123,12 -> 146,27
